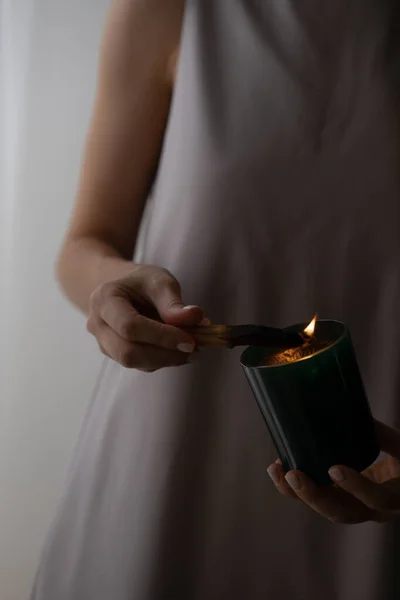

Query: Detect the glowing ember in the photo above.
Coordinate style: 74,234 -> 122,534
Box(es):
259,316 -> 334,366
303,314 -> 318,338
263,346 -> 310,365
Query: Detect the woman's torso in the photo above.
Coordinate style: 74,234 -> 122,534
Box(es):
32,2 -> 400,599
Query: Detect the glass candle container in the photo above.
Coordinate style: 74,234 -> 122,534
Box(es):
240,320 -> 380,485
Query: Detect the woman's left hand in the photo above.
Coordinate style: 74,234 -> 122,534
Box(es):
267,419 -> 400,524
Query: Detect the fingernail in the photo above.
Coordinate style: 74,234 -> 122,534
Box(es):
168,304 -> 188,312
177,343 -> 195,353
329,467 -> 345,482
199,317 -> 212,326
267,467 -> 279,485
182,305 -> 200,311
285,473 -> 301,491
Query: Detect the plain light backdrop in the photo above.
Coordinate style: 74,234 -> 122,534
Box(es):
1,1 -> 109,597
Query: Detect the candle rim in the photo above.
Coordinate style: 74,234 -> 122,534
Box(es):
240,319 -> 347,370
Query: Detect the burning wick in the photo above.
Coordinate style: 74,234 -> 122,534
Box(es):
260,314 -> 323,366
303,314 -> 318,339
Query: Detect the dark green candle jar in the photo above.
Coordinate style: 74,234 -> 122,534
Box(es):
240,320 -> 380,485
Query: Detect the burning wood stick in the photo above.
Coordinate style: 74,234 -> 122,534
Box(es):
184,324 -> 304,349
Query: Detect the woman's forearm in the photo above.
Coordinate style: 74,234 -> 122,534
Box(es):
56,236 -> 136,314
55,0 -> 180,316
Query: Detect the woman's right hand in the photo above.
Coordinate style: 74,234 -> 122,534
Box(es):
87,264 -> 206,371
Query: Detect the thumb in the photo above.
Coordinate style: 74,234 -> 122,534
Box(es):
146,272 -> 204,326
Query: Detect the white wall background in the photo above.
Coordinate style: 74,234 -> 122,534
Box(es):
1,1 -> 108,598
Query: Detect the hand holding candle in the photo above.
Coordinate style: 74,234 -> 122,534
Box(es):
191,313 -> 399,524
268,420 -> 400,524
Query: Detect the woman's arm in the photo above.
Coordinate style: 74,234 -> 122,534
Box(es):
57,0 -> 184,313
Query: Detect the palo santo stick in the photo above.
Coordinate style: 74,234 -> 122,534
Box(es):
185,325 -> 232,348
184,324 -> 304,349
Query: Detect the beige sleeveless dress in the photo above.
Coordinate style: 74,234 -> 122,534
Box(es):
31,1 -> 400,599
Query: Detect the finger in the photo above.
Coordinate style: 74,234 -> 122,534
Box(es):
97,323 -> 191,370
98,343 -> 111,358
86,312 -> 100,336
363,457 -> 400,484
88,316 -> 112,360
100,296 -> 196,353
388,456 -> 400,479
142,270 -> 204,326
362,459 -> 392,484
267,462 -> 299,499
374,419 -> 400,460
329,465 -> 400,513
285,471 -> 375,523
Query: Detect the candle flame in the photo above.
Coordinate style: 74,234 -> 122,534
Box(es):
303,314 -> 318,337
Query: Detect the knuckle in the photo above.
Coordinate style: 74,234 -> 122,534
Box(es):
90,282 -> 113,311
86,314 -> 102,336
101,281 -> 118,300
118,317 -> 136,340
154,323 -> 176,348
146,268 -> 179,294
86,316 -> 95,335
275,484 -> 286,496
140,366 -> 158,374
328,515 -> 337,523
88,290 -> 99,311
118,348 -> 137,369
329,515 -> 345,524
143,350 -> 185,372
97,343 -> 109,358
158,267 -> 175,282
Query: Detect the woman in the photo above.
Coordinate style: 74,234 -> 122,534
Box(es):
31,1 -> 400,599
